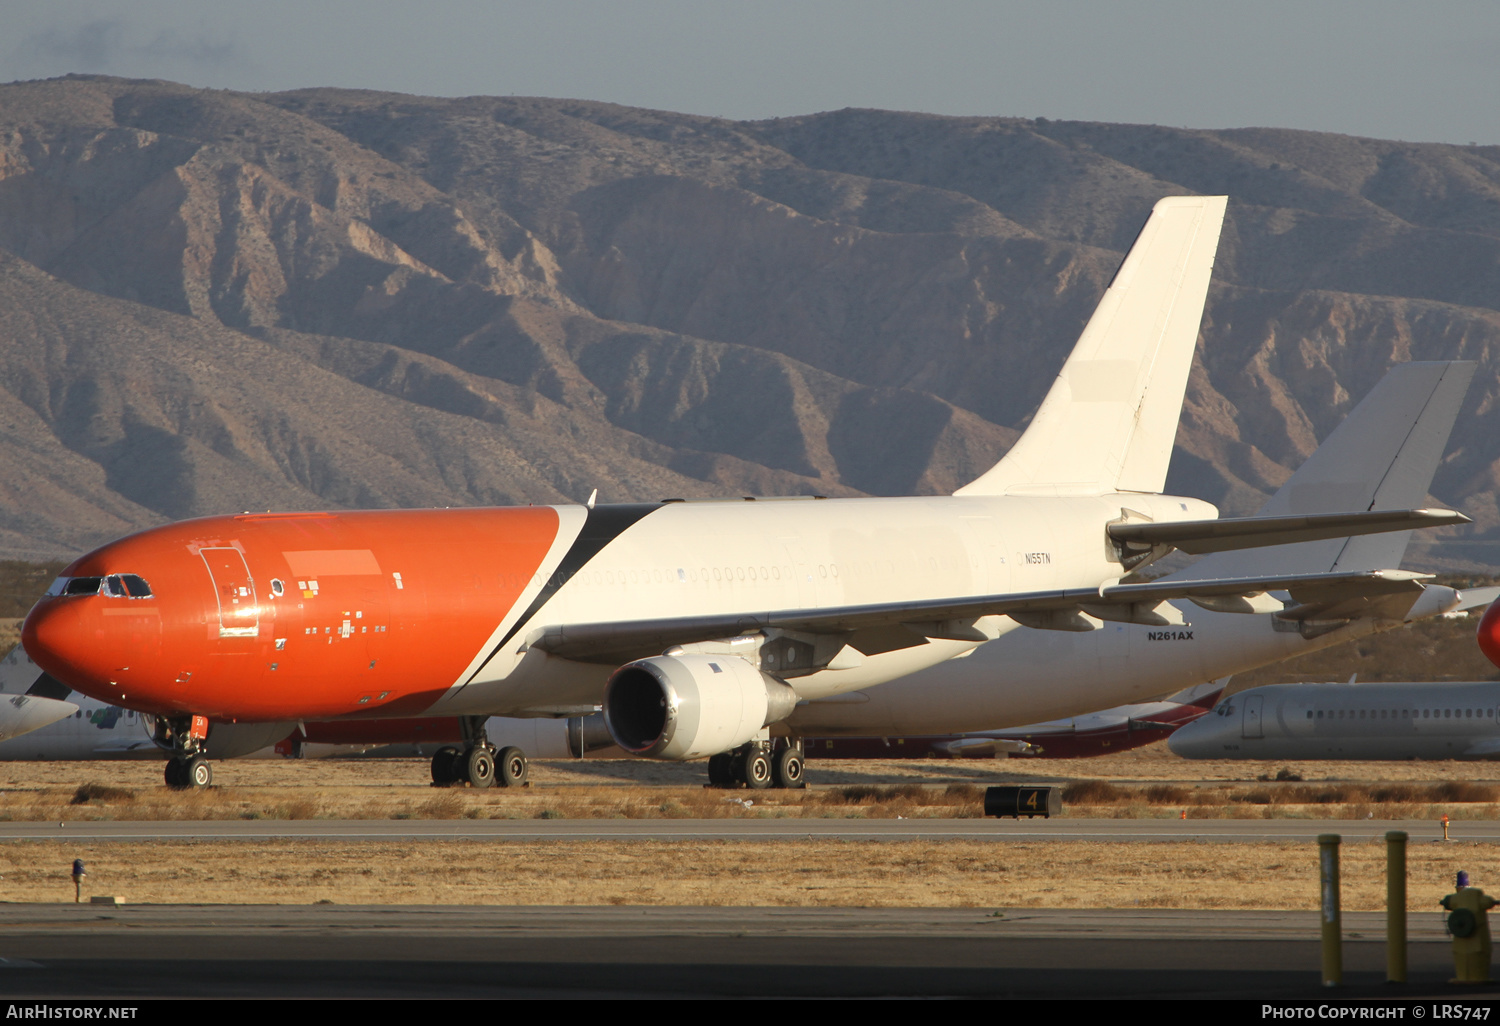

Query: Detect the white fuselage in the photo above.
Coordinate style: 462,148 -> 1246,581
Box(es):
786,598 -> 1436,736
444,492 -> 1213,717
1168,681 -> 1500,760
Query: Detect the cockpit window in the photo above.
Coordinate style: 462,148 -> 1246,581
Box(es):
51,574 -> 153,598
118,575 -> 152,597
63,577 -> 103,596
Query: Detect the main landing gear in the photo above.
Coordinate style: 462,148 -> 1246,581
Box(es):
157,714 -> 213,790
430,717 -> 529,788
708,740 -> 806,790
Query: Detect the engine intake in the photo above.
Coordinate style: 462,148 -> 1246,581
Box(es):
603,653 -> 798,760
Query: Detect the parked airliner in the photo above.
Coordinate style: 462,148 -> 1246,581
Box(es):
806,681 -> 1225,759
1169,680 -> 1500,760
18,195 -> 1465,790
4,360 -> 1479,785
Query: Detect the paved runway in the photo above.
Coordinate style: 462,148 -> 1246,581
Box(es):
0,904 -> 1485,998
0,817 -> 1488,842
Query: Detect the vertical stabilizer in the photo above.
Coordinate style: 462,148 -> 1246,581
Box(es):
956,195 -> 1227,497
1177,361 -> 1475,579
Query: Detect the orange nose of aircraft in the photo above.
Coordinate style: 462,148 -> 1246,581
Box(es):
22,571 -> 165,707
22,592 -> 116,695
1478,601 -> 1500,670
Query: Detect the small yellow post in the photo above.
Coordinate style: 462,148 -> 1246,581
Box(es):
1386,830 -> 1407,984
1320,833 -> 1342,987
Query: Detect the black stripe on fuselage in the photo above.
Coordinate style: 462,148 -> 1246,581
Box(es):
465,503 -> 665,684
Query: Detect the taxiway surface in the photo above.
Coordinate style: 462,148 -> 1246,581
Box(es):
0,904 -> 1481,999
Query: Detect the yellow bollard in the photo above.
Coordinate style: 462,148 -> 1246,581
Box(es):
1386,831 -> 1407,984
1441,872 -> 1497,984
1319,833 -> 1341,987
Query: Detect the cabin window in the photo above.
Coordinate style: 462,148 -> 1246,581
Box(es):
270,579 -> 285,597
1307,711 -> 1313,719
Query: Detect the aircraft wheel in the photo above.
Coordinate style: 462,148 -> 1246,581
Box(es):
772,746 -> 806,789
164,759 -> 187,790
707,752 -> 736,788
741,748 -> 773,790
186,756 -> 212,789
464,747 -> 496,789
431,746 -> 461,787
496,746 -> 528,787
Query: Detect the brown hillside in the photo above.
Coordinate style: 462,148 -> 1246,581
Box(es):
0,77 -> 1498,567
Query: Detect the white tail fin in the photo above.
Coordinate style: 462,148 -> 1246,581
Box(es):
956,195 -> 1227,497
1178,360 -> 1475,579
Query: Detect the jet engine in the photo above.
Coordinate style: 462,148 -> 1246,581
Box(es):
603,653 -> 798,760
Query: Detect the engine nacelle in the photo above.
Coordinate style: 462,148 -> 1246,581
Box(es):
603,654 -> 798,760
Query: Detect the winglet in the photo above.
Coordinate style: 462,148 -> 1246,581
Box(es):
957,195 -> 1227,497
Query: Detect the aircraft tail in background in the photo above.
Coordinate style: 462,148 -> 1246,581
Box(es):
1178,360 -> 1475,580
957,195 -> 1227,498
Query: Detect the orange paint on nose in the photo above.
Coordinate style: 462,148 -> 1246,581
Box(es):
23,505 -> 564,721
1477,601 -> 1500,670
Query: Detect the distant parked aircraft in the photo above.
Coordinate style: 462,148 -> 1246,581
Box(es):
806,680 -> 1224,759
1168,679 -> 1500,760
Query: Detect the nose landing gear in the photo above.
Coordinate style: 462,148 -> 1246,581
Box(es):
156,715 -> 213,790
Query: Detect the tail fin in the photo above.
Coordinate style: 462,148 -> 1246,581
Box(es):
956,195 -> 1227,497
1179,360 -> 1475,579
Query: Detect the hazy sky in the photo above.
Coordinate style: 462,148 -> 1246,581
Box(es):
2,1 -> 1497,144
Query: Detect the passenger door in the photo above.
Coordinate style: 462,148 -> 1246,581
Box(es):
201,548 -> 260,638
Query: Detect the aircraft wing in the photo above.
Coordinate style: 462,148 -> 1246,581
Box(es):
1462,737 -> 1500,759
1108,508 -> 1468,556
532,569 -> 1435,663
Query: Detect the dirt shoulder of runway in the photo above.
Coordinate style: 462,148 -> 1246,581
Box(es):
2,837 -> 1490,912
3,746 -> 1500,823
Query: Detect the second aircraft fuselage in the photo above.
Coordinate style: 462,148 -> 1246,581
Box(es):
22,493 -> 1212,724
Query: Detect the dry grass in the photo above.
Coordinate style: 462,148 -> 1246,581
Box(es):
1,754 -> 1499,822
9,837 -> 1496,910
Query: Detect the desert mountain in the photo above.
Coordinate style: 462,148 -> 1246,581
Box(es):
0,76 -> 1497,568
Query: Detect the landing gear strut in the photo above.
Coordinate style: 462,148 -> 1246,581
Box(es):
430,720 -> 528,788
708,740 -> 806,790
158,715 -> 212,790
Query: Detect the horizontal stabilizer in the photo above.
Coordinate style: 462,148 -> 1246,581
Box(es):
1111,566 -> 1427,601
1455,586 -> 1500,613
1111,508 -> 1470,556
0,695 -> 78,741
